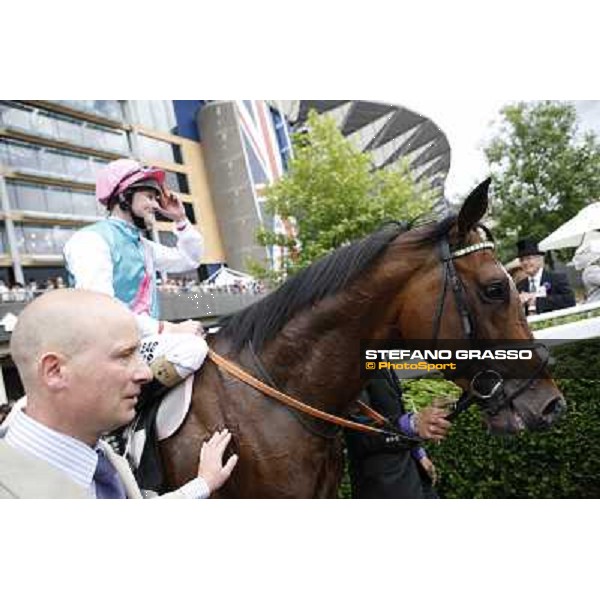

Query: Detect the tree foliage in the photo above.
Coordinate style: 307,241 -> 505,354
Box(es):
484,101 -> 600,262
252,111 -> 434,281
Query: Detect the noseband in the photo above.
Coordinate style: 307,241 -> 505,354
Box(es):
432,231 -> 549,421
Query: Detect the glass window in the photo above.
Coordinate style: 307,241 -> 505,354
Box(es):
0,224 -> 6,254
154,102 -> 175,133
52,226 -> 76,252
138,134 -> 178,164
163,171 -> 189,194
176,172 -> 189,194
72,190 -> 98,217
9,182 -> 47,212
164,171 -> 180,193
94,101 -> 123,122
101,128 -> 128,154
89,158 -> 108,181
0,103 -> 32,131
16,224 -> 76,255
39,149 -> 66,176
33,112 -> 57,138
135,101 -> 154,129
5,181 -> 19,206
57,100 -> 123,122
13,225 -> 26,254
46,187 -> 73,214
6,182 -> 102,217
0,103 -> 14,129
183,202 -> 196,224
77,100 -> 95,113
56,116 -> 84,146
7,141 -> 39,171
0,141 -> 9,165
82,125 -> 102,150
133,101 -> 175,133
21,225 -> 55,254
64,154 -> 92,181
82,124 -> 128,154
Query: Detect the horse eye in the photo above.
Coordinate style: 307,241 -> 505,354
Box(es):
484,282 -> 507,301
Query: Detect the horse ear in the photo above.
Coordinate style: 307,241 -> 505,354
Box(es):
457,178 -> 491,237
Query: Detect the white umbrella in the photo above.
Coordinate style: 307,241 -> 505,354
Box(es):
539,202 -> 600,251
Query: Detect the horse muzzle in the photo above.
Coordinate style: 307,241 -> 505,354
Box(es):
506,386 -> 566,433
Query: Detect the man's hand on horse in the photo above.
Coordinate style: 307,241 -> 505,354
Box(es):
414,406 -> 451,442
163,319 -> 205,337
156,189 -> 186,222
198,429 -> 238,493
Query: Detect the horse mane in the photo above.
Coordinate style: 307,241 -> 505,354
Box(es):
218,215 -> 458,353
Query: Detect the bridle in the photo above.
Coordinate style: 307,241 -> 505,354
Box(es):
432,228 -> 549,421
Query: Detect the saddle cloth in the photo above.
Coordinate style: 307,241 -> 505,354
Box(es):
127,374 -> 194,470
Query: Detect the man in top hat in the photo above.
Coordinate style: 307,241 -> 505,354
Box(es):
516,238 -> 575,314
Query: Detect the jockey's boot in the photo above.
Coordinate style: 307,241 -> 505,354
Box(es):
132,356 -> 188,494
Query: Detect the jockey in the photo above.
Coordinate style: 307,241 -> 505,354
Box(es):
64,158 -> 208,397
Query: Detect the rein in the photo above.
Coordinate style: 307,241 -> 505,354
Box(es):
207,348 -> 419,443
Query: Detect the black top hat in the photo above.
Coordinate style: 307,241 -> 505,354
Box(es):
516,238 -> 544,258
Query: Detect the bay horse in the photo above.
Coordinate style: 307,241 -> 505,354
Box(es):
160,179 -> 565,498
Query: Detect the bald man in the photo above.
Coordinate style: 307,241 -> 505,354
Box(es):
0,289 -> 237,499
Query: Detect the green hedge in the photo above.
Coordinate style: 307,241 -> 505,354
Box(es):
428,339 -> 600,498
340,339 -> 600,498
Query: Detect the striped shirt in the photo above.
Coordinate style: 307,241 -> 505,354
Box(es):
5,408 -> 97,496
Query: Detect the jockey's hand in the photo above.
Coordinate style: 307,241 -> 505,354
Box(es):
414,406 -> 451,441
156,189 -> 186,222
198,429 -> 238,494
419,455 -> 438,485
163,320 -> 205,337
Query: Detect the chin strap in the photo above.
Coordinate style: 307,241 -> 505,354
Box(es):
115,192 -> 148,231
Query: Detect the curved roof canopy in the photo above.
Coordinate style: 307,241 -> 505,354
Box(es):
274,100 -> 451,192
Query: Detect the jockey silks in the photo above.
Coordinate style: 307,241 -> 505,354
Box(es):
68,218 -> 159,319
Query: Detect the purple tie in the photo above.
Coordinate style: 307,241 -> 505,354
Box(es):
94,449 -> 127,499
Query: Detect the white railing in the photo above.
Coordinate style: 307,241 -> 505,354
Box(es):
534,316 -> 600,343
526,301 -> 600,344
527,300 -> 600,324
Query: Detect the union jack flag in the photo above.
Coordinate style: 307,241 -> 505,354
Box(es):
235,100 -> 286,186
235,100 -> 296,270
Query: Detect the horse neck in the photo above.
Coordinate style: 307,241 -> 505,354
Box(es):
261,250 -> 419,415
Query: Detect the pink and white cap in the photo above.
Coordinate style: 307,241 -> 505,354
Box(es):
96,158 -> 166,206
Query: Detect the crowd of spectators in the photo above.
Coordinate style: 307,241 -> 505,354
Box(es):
0,275 -> 266,304
0,277 -> 66,303
157,277 -> 266,296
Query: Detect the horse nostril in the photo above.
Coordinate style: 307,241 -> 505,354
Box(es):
543,397 -> 566,419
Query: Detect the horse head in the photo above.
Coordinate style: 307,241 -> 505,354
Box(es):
390,179 -> 565,434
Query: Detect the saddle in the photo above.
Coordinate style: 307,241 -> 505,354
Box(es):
120,375 -> 195,494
